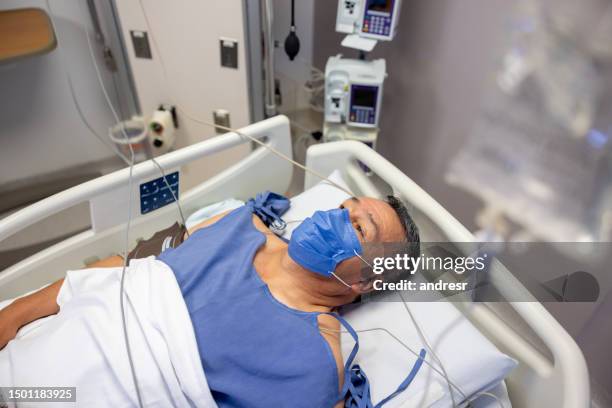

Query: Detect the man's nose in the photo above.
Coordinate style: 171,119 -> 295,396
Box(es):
348,205 -> 364,220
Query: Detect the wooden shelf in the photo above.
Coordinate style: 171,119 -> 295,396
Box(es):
0,8 -> 56,63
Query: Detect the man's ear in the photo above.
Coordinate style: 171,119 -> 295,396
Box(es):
352,278 -> 375,294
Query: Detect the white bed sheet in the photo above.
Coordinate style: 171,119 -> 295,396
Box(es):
0,258 -> 216,408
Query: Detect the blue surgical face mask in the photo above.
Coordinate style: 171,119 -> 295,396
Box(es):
288,208 -> 363,277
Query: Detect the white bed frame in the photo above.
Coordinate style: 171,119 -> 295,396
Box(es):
0,116 -> 589,408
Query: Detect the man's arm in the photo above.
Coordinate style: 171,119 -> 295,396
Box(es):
0,255 -> 124,349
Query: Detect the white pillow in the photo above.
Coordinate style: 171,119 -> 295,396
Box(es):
285,171 -> 517,407
340,301 -> 516,407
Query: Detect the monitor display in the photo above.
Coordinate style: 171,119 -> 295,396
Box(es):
366,0 -> 393,14
352,86 -> 377,108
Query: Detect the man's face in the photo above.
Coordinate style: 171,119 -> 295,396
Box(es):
333,197 -> 406,292
340,197 -> 405,244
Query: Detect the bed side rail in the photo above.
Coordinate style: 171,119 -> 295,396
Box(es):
0,116 -> 292,243
0,116 -> 292,297
305,140 -> 589,408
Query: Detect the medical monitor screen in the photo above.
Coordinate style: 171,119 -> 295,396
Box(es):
366,0 -> 393,15
352,86 -> 378,108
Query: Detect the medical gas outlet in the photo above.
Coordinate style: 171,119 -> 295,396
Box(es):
149,106 -> 178,154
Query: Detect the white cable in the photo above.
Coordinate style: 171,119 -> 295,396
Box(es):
45,5 -> 144,405
65,71 -> 131,165
398,292 -> 462,407
78,4 -> 200,406
72,6 -> 145,407
180,115 -> 353,196
135,0 -> 352,197
118,162 -> 143,408
463,391 -> 506,408
319,326 -> 467,400
82,9 -> 188,233
81,3 -> 187,231
46,5 -> 130,166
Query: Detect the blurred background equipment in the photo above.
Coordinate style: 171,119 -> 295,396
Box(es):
446,0 -> 612,245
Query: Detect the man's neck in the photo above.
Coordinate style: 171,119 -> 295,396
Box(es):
259,248 -> 355,313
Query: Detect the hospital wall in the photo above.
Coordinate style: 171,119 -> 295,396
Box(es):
0,0 -> 136,207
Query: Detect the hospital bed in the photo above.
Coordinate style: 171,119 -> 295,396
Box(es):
0,116 -> 589,407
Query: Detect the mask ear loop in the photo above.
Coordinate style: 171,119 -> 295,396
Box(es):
331,250 -> 373,290
330,271 -> 353,289
353,249 -> 373,269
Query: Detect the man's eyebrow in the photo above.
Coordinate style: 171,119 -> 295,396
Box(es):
349,197 -> 378,235
367,212 -> 379,238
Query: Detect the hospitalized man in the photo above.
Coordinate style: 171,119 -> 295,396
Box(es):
0,193 -> 419,407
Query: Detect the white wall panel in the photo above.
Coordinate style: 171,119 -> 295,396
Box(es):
113,0 -> 252,190
0,0 -> 129,186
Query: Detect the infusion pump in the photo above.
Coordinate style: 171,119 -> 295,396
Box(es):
324,55 -> 386,129
336,0 -> 402,42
